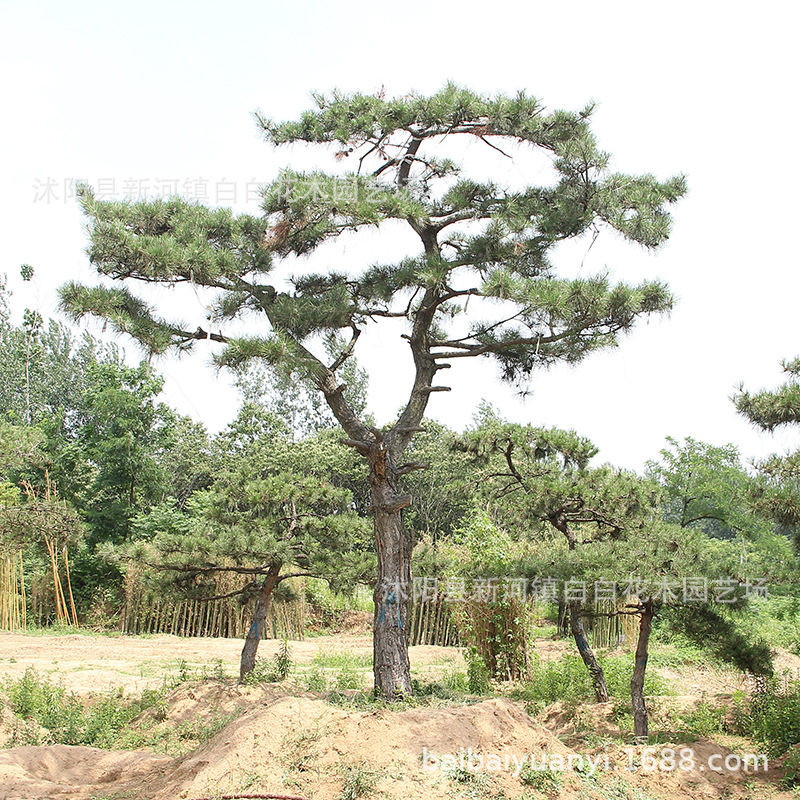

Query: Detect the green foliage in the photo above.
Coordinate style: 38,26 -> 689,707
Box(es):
311,650 -> 372,670
460,410 -> 660,547
730,594 -> 800,654
515,654 -> 668,712
5,667 -> 166,748
731,680 -> 800,757
678,699 -> 728,737
466,649 -> 492,694
660,604 -> 773,676
735,362 -> 800,543
780,746 -> 800,789
242,641 -> 294,684
304,668 -> 328,692
519,764 -> 560,791
337,761 -> 380,800
645,437 -> 781,562
736,358 -> 800,433
62,85 -> 684,414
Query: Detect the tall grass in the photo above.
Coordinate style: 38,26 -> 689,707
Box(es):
5,667 -> 165,747
515,654 -> 669,711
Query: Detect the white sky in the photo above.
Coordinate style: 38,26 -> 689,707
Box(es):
1,0 -> 798,471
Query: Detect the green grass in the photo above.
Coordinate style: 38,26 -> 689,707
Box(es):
337,761 -> 381,800
4,667 -> 167,748
3,665 -> 241,754
513,653 -> 670,712
311,649 -> 372,670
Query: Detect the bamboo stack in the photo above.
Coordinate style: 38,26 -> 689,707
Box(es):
408,597 -> 460,647
119,567 -> 308,639
0,552 -> 26,631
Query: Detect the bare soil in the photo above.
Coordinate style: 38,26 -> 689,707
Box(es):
0,630 -> 796,800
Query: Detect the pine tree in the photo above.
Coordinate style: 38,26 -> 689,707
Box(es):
735,358 -> 800,538
460,414 -> 659,702
59,85 -> 685,697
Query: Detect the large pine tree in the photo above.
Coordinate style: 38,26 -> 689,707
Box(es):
60,85 -> 685,697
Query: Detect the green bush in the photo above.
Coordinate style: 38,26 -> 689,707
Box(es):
465,648 -> 491,694
678,700 -> 728,737
242,640 -> 293,684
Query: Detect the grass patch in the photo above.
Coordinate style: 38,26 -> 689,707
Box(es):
311,649 -> 372,670
514,653 -> 669,712
337,761 -> 381,799
4,667 -> 167,748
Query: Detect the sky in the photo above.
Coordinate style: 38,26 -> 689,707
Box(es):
1,0 -> 798,472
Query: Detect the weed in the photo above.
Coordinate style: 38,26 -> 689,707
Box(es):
730,679 -> 800,757
515,654 -> 668,712
304,667 -> 328,692
175,658 -> 190,682
199,657 -> 227,681
335,665 -> 364,690
282,724 -> 322,774
4,667 -> 168,748
242,640 -> 294,684
782,747 -> 800,789
518,764 -> 560,792
274,639 -> 292,680
337,761 -> 380,800
678,698 -> 727,737
466,649 -> 491,695
311,649 -> 372,669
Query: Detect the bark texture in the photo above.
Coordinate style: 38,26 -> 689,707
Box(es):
368,439 -> 413,698
239,564 -> 282,681
632,601 -> 654,743
569,600 -> 610,702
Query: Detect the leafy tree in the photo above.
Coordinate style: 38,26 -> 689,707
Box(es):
153,411 -> 214,509
60,85 -> 685,697
646,437 -> 758,536
399,419 -> 474,540
0,272 -> 119,433
77,361 -> 172,546
644,436 -> 794,580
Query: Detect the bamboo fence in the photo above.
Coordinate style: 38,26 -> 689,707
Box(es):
0,552 -> 26,631
118,569 -> 308,639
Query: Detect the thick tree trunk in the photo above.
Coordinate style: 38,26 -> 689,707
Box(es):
632,601 -> 654,743
369,440 -> 414,698
239,564 -> 281,682
569,600 -> 609,702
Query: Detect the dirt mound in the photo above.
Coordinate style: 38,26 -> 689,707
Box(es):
2,687 -> 795,800
0,744 -> 171,799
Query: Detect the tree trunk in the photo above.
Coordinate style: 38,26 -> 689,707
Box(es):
369,440 -> 414,698
550,513 -> 610,702
239,564 -> 281,681
632,600 -> 654,743
569,600 -> 609,702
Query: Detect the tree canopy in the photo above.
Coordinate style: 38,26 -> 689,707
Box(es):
58,84 -> 686,697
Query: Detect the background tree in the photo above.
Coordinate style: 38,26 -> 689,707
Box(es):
735,358 -> 800,542
60,85 -> 685,697
645,436 -> 791,575
460,412 -> 659,701
132,417 -> 372,679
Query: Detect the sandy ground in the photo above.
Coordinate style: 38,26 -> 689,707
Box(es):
0,631 -> 797,800
0,630 -> 475,694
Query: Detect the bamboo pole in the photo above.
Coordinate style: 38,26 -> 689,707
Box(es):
62,546 -> 78,627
